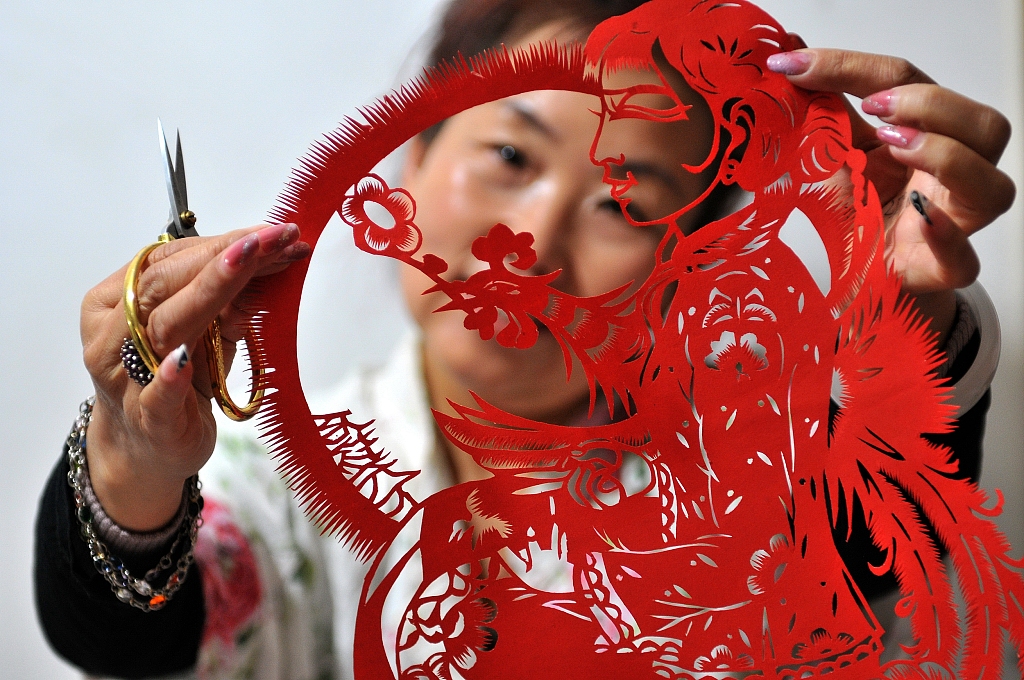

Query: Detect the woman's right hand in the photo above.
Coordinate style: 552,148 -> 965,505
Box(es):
81,223 -> 309,531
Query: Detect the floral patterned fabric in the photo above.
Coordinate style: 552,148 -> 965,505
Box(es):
189,333 -> 451,680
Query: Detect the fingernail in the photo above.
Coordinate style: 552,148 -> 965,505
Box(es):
862,90 -> 897,117
909,191 -> 934,226
161,343 -> 189,379
174,344 -> 189,371
258,223 -> 299,253
767,51 -> 811,75
877,125 -> 923,150
280,241 -> 311,262
223,233 -> 259,270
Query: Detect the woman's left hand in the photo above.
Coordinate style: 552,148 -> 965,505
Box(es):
768,48 -> 1015,344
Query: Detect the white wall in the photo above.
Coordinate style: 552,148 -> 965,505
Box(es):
1,1 -> 1020,677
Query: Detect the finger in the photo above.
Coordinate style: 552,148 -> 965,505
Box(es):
898,191 -> 980,292
145,222 -> 303,352
767,49 -> 935,98
209,243 -> 314,347
83,225 -> 270,343
143,232 -> 266,358
861,143 -> 912,205
837,91 -> 888,151
136,224 -> 301,321
144,223 -> 269,266
862,84 -> 1012,165
136,343 -> 219,480
765,48 -> 915,158
137,343 -> 196,435
80,230 -> 257,345
255,239 -> 311,276
213,295 -> 251,345
877,126 -> 1017,232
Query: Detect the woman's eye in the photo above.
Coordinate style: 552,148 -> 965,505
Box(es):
497,144 -> 526,168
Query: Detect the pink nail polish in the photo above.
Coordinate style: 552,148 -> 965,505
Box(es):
223,234 -> 259,270
280,241 -> 311,262
862,90 -> 896,117
877,125 -> 923,150
766,51 -> 811,75
258,223 -> 299,253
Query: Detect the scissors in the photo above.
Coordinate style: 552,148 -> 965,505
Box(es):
122,120 -> 265,421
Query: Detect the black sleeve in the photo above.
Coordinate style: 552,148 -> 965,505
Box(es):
34,448 -> 206,679
835,323 -> 990,600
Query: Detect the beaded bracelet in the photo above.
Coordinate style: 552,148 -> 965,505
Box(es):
65,396 -> 203,612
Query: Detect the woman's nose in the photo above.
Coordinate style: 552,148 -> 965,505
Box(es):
505,184 -> 576,280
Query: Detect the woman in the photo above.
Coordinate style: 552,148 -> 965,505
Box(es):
35,0 -> 1013,677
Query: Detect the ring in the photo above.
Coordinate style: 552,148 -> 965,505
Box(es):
120,338 -> 154,387
122,236 -> 265,421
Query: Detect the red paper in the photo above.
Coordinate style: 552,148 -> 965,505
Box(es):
254,1 -> 1024,677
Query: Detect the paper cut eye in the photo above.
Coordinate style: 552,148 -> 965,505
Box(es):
604,85 -> 691,122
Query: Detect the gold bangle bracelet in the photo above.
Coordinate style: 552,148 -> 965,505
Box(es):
122,236 -> 265,421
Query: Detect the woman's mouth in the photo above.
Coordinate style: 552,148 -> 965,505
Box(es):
605,172 -> 636,201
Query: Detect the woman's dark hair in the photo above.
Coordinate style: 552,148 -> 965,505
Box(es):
428,0 -> 649,68
420,0 -> 648,144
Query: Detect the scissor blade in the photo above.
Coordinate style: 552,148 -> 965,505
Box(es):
158,119 -> 183,237
157,119 -> 198,238
174,130 -> 188,210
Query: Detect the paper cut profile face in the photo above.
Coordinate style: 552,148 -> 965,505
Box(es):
255,1 -> 1024,678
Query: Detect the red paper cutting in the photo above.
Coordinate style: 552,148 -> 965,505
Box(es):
252,1 -> 1024,677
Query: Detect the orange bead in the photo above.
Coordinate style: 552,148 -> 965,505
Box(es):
149,595 -> 167,607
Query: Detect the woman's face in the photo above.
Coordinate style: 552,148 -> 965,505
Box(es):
399,31 -> 717,421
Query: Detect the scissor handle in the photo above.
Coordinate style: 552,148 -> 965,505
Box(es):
123,236 -> 173,375
123,235 -> 266,421
204,318 -> 266,422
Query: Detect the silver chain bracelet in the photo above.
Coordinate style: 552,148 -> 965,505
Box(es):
66,396 -> 203,612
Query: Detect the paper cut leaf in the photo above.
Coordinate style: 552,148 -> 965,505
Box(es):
250,1 -> 1024,677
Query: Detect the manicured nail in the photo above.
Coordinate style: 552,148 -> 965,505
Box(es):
160,343 -> 189,380
877,125 -> 923,150
258,223 -> 299,253
280,241 -> 311,262
767,51 -> 811,75
909,191 -> 934,226
174,344 -> 189,371
862,90 -> 897,117
223,233 -> 259,270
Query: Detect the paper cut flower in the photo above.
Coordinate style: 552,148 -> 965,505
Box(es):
791,629 -> 857,661
747,533 -> 791,596
705,331 -> 768,378
340,174 -> 421,255
470,223 -> 537,270
693,644 -> 755,672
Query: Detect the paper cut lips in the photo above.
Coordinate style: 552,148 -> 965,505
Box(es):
252,1 -> 1024,678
